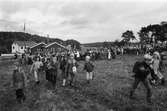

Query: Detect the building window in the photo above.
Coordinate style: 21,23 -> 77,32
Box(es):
13,46 -> 15,49
21,46 -> 23,49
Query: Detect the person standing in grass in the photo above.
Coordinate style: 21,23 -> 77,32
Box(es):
65,53 -> 78,86
107,49 -> 111,60
50,55 -> 59,90
60,55 -> 68,86
151,51 -> 165,85
12,62 -> 26,103
30,56 -> 43,85
45,58 -> 51,82
83,55 -> 94,83
130,54 -> 153,103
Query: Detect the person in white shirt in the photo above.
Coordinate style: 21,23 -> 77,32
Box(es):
76,51 -> 80,61
152,51 -> 165,85
107,49 -> 111,60
30,57 -> 43,84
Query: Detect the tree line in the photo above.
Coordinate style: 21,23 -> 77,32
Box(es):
102,21 -> 167,48
121,21 -> 167,45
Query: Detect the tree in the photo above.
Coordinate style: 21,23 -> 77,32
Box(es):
121,30 -> 136,43
138,23 -> 167,44
138,27 -> 150,44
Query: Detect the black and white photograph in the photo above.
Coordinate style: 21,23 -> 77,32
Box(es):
0,0 -> 167,111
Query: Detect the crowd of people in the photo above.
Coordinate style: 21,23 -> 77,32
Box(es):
11,47 -> 166,104
12,51 -> 95,103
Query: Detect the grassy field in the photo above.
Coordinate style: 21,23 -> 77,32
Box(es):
0,55 -> 167,111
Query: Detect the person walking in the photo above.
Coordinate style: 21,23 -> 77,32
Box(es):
129,54 -> 153,103
12,62 -> 26,103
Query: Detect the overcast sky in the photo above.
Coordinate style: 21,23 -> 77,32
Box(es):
0,0 -> 167,43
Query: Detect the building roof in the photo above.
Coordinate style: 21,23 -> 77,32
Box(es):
13,41 -> 37,47
45,41 -> 67,49
30,42 -> 47,49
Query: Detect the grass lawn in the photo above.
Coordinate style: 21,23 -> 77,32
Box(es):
0,55 -> 167,111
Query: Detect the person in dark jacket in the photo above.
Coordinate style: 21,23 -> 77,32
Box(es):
129,54 -> 153,103
45,58 -> 50,81
60,55 -> 68,86
50,56 -> 58,89
45,56 -> 58,90
12,62 -> 26,103
83,56 -> 94,83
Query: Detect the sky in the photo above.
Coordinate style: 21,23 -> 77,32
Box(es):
0,0 -> 167,43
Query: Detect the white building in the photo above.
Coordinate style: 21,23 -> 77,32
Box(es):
12,41 -> 37,54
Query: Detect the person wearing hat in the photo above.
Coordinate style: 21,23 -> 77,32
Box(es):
83,55 -> 95,83
129,54 -> 153,103
65,53 -> 78,86
12,62 -> 26,103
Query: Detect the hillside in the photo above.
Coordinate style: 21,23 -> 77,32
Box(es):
0,32 -> 80,53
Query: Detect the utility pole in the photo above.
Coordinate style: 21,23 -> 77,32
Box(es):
23,21 -> 26,33
23,20 -> 26,54
47,34 -> 50,44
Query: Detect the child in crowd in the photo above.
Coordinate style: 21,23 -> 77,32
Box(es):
130,54 -> 153,103
60,55 -> 68,86
12,62 -> 26,103
83,56 -> 95,83
49,56 -> 58,90
30,56 -> 43,84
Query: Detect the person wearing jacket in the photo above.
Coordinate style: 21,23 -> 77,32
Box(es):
12,62 -> 26,103
129,54 -> 153,103
50,56 -> 58,89
60,55 -> 68,86
83,56 -> 94,83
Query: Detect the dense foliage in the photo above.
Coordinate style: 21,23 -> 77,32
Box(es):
138,22 -> 167,44
121,30 -> 136,43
